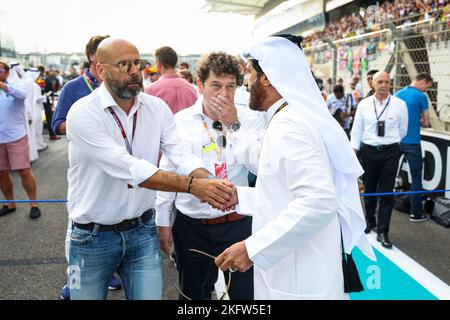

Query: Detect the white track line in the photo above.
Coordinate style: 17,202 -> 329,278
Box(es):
366,232 -> 450,300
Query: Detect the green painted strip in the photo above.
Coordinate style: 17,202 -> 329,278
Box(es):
350,247 -> 438,300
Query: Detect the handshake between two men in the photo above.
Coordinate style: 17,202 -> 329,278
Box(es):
189,177 -> 238,212
143,167 -> 253,276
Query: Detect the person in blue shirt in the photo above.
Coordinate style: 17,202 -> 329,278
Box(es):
395,72 -> 433,223
49,35 -> 122,300
52,35 -> 109,135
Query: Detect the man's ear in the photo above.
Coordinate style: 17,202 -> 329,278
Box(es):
261,74 -> 272,87
156,60 -> 162,71
96,63 -> 105,82
197,79 -> 204,94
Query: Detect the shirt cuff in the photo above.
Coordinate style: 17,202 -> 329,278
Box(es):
53,119 -> 63,134
244,236 -> 259,262
128,159 -> 159,187
351,140 -> 361,150
236,186 -> 254,216
155,209 -> 172,227
8,85 -> 27,100
176,158 -> 205,176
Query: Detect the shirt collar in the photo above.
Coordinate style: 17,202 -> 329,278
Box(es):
374,94 -> 391,106
188,96 -> 204,117
264,98 -> 286,123
85,69 -> 99,88
98,82 -> 143,116
160,73 -> 180,80
408,85 -> 421,92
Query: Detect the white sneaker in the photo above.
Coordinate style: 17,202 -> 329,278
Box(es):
409,214 -> 429,223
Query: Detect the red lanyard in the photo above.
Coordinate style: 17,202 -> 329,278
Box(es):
107,107 -> 137,155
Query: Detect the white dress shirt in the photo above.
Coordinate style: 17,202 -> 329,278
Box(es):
155,96 -> 266,226
351,94 -> 408,150
236,99 -> 346,299
66,83 -> 204,224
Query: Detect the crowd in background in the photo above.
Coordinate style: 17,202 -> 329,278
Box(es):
304,0 -> 450,48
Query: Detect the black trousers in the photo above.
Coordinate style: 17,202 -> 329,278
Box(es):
360,143 -> 401,234
172,210 -> 253,300
43,102 -> 56,137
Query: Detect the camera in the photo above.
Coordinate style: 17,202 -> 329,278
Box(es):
377,121 -> 385,137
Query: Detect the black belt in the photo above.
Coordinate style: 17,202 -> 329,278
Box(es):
362,143 -> 399,152
73,209 -> 154,232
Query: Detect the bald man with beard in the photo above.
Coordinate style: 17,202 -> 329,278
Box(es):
65,38 -> 235,300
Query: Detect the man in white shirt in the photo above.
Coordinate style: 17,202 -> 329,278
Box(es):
65,38 -> 235,300
156,52 -> 265,300
214,35 -> 375,299
350,71 -> 408,249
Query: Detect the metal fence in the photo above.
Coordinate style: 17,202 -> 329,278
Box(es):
304,16 -> 450,132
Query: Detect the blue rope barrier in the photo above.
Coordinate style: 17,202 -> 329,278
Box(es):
0,199 -> 68,203
360,189 -> 450,197
1,189 -> 450,204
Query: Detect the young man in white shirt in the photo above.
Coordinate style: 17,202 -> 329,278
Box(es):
350,71 -> 408,249
156,52 -> 265,300
65,38 -> 235,300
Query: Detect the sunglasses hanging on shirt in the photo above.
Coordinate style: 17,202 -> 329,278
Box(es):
212,121 -> 227,148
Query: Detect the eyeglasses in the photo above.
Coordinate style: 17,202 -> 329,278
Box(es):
102,59 -> 148,73
175,248 -> 234,300
212,121 -> 226,148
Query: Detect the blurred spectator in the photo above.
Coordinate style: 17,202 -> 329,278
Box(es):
145,46 -> 197,114
179,62 -> 190,70
0,61 -> 42,220
148,66 -> 160,83
365,69 -> 379,98
395,72 -> 433,223
80,61 -> 90,76
350,76 -> 363,103
326,84 -> 357,137
42,69 -> 60,140
178,68 -> 194,84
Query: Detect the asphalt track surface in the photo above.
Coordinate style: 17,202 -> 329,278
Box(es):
0,136 -> 448,299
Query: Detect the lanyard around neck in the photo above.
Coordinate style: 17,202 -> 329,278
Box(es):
373,96 -> 391,120
199,114 -> 222,158
268,101 -> 289,125
82,73 -> 95,92
108,107 -> 138,155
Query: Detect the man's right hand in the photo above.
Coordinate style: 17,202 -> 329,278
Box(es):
0,81 -> 8,92
189,178 -> 236,210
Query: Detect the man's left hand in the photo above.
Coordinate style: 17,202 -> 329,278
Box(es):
157,226 -> 173,255
215,240 -> 253,273
210,95 -> 238,128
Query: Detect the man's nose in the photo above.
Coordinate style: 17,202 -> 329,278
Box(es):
219,86 -> 228,96
129,63 -> 140,75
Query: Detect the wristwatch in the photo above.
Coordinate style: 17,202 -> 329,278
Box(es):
229,122 -> 241,132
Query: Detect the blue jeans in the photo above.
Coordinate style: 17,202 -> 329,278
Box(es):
400,143 -> 423,216
68,217 -> 162,300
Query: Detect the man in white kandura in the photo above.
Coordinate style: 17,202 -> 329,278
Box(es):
215,35 -> 375,300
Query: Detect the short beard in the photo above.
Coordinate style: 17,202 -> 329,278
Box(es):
249,76 -> 266,111
106,75 -> 142,100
